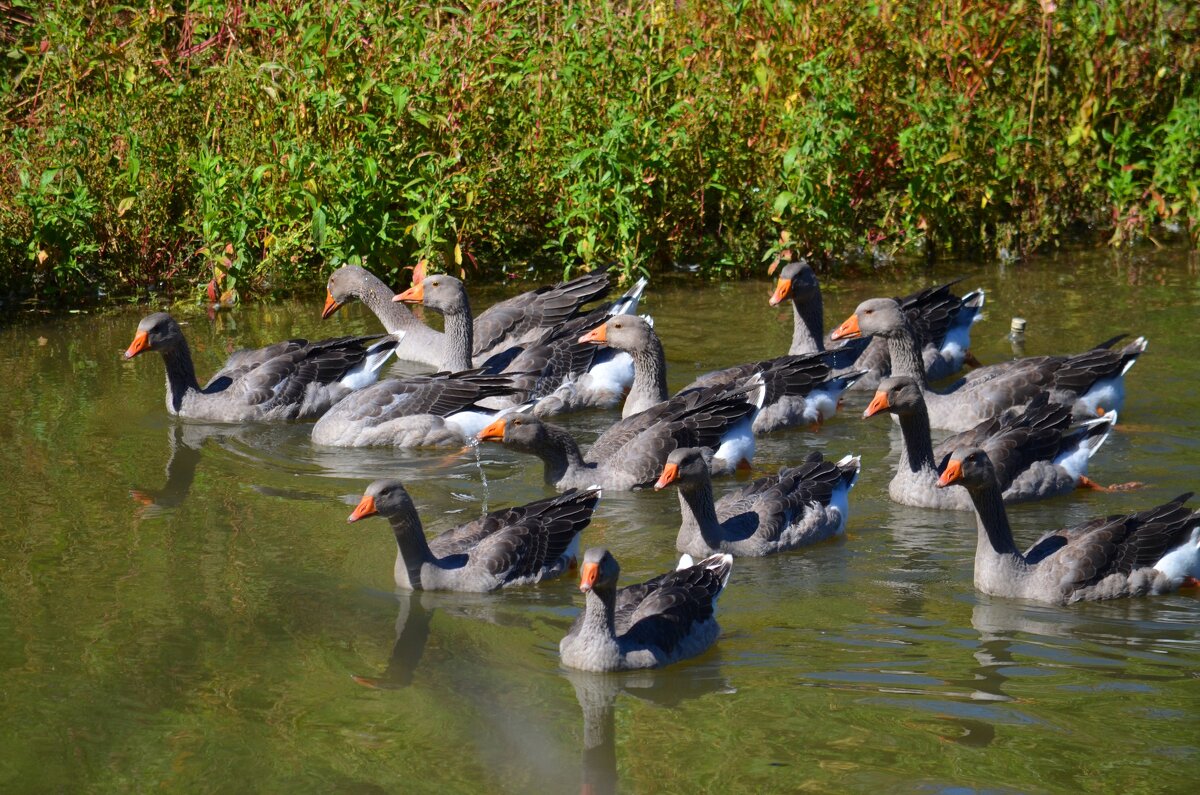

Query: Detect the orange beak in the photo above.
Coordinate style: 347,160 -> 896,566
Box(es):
578,323 -> 607,345
937,460 -> 963,488
394,282 -> 425,303
829,314 -> 861,341
477,417 -> 507,442
347,494 -> 378,522
579,561 -> 599,592
768,278 -> 793,307
654,462 -> 679,491
321,290 -> 342,319
863,391 -> 890,418
124,330 -> 150,359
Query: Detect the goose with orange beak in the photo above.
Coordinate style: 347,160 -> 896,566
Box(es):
347,478 -> 599,592
863,376 -> 1131,510
474,373 -> 766,490
771,261 -> 986,390
560,547 -> 733,671
122,312 -> 397,422
653,447 -> 860,557
831,297 -> 1147,431
320,265 -> 447,367
934,448 -> 1200,604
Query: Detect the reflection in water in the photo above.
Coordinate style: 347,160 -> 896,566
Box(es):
351,592 -> 434,689
128,423 -> 228,517
566,667 -> 735,795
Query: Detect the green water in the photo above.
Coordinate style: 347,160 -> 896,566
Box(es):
1,248 -> 1197,793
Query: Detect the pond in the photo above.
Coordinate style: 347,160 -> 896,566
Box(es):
1,247 -> 1197,792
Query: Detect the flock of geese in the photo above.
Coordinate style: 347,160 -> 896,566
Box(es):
123,262 -> 1200,672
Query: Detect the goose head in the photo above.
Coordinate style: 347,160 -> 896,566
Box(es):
830,297 -> 907,341
322,264 -> 371,319
578,547 -> 620,593
654,447 -> 711,490
124,313 -> 184,359
578,314 -> 656,353
863,375 -> 924,419
476,413 -> 548,453
769,260 -> 820,307
347,478 -> 417,523
393,273 -> 469,316
937,448 -> 996,492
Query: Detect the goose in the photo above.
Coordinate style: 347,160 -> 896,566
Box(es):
769,260 -> 985,388
653,448 -> 860,557
322,264 -> 609,366
936,448 -> 1200,603
863,376 -> 1130,510
310,369 -> 524,447
395,274 -> 647,415
577,313 -> 868,432
830,297 -> 1146,430
122,313 -> 397,422
559,547 -> 733,671
475,374 -> 766,490
346,479 -> 599,591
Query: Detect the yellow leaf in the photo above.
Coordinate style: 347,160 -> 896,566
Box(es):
936,152 -> 962,166
454,243 -> 462,266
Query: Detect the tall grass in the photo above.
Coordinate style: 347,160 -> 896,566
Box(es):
1,0 -> 1197,301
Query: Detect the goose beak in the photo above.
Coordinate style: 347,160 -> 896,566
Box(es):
579,561 -> 600,592
768,278 -> 792,306
578,323 -> 607,344
477,417 -> 507,442
829,314 -> 861,340
863,391 -> 890,418
124,330 -> 150,359
394,282 -> 425,303
654,462 -> 679,490
321,291 -> 343,319
347,494 -> 377,522
937,460 -> 963,488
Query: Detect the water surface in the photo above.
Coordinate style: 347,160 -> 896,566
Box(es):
1,248 -> 1197,792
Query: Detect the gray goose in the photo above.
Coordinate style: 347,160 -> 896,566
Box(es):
937,448 -> 1200,603
395,274 -> 644,415
322,264 -> 609,365
123,313 -> 397,422
475,374 -> 766,491
830,297 -> 1146,431
653,448 -> 860,557
578,313 -> 868,433
769,260 -> 985,388
559,547 -> 733,672
347,479 -> 599,591
864,377 -> 1131,510
310,369 -> 523,447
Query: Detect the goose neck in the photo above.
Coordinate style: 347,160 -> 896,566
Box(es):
388,507 -> 435,590
676,477 -> 724,546
439,297 -> 475,371
885,323 -> 929,388
159,343 -> 202,413
625,336 -> 669,417
790,294 -> 825,355
896,404 -> 937,474
967,480 -> 1022,558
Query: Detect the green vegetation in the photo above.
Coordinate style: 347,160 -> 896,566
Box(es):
2,0 -> 1197,302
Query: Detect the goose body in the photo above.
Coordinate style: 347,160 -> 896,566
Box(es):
347,479 -> 599,592
123,313 -> 397,422
584,312 -> 868,433
655,448 -> 860,557
559,547 -> 732,672
830,298 -> 1146,431
937,449 -> 1200,603
311,369 -> 522,447
864,377 -> 1118,510
769,260 -> 985,389
476,375 -> 766,491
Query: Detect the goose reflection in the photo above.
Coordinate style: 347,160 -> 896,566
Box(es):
129,423 -> 231,517
566,666 -> 735,795
351,592 -> 434,689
